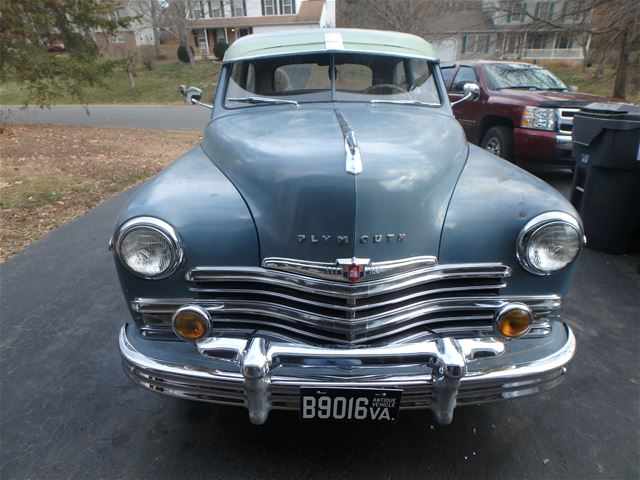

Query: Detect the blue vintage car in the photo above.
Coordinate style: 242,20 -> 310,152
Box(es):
114,29 -> 584,425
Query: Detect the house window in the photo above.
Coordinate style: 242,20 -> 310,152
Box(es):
282,0 -> 295,14
461,34 -> 491,54
507,2 -> 527,23
534,1 -> 554,20
562,1 -> 585,22
555,35 -> 574,49
214,28 -> 226,42
107,33 -> 126,44
263,0 -> 276,15
230,0 -> 246,16
197,32 -> 208,54
527,33 -> 548,49
208,1 -> 222,17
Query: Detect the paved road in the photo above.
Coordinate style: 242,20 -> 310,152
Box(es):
1,105 -> 211,130
1,172 -> 639,479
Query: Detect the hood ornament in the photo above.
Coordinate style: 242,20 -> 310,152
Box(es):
337,258 -> 371,283
334,110 -> 363,175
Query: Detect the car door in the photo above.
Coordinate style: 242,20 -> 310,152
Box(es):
448,65 -> 482,140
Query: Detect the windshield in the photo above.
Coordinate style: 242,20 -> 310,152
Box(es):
485,63 -> 568,91
224,52 -> 442,108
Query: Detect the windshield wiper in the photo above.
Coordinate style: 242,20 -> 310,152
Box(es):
370,99 -> 439,106
227,97 -> 299,106
546,87 -> 569,91
496,86 -> 544,91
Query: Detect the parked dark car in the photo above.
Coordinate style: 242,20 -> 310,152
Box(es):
441,60 -> 608,166
114,30 -> 583,427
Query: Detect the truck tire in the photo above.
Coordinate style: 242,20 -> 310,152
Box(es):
482,126 -> 513,161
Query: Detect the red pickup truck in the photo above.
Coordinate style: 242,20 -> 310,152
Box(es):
441,60 -> 607,166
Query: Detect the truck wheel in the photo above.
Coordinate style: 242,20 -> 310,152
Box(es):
482,126 -> 513,160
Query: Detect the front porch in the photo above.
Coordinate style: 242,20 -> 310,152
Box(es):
193,26 -> 254,59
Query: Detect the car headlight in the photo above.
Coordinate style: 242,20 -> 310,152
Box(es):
521,106 -> 556,131
517,212 -> 585,275
114,217 -> 183,279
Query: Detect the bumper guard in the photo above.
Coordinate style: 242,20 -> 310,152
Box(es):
119,324 -> 576,425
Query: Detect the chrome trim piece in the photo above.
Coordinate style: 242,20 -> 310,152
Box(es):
132,294 -> 559,344
261,255 -> 436,283
334,110 -> 363,175
451,82 -> 480,106
186,262 -> 510,300
113,216 -> 184,280
119,323 -> 576,425
557,107 -> 579,135
516,211 -> 585,276
556,133 -> 573,150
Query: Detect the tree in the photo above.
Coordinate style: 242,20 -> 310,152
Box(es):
129,0 -> 163,59
0,0 -> 131,105
489,0 -> 639,99
160,0 -> 197,69
106,45 -> 138,89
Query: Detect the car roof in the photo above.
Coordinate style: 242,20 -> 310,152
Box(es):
223,28 -> 437,63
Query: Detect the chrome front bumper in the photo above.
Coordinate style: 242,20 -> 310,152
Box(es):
119,323 -> 576,425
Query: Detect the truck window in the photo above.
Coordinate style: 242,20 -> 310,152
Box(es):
441,66 -> 456,88
451,66 -> 478,92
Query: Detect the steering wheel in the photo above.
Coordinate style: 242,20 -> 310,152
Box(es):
364,84 -> 410,97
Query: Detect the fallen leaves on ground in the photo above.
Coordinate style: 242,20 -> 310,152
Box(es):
0,123 -> 200,262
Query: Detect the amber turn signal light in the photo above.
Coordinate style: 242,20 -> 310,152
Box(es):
172,305 -> 211,342
495,303 -> 533,339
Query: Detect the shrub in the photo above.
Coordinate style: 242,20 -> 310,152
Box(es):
213,41 -> 229,61
138,46 -> 156,71
177,44 -> 194,63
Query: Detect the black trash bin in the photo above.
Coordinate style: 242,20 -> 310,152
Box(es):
570,102 -> 640,254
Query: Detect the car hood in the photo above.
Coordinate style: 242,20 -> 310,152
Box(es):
202,106 -> 468,263
492,89 -> 608,107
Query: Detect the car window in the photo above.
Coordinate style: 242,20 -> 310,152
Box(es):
273,63 -> 331,92
225,53 -> 442,108
451,66 -> 478,91
441,66 -> 456,87
335,63 -> 373,91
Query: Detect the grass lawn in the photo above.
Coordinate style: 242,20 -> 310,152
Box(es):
0,59 -> 221,105
0,123 -> 200,261
1,55 -> 636,105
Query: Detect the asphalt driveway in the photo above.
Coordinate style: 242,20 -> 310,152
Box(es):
1,172 -> 638,479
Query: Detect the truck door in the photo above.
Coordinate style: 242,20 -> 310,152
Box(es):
448,65 -> 481,140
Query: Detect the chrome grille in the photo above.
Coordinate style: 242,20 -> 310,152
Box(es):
132,260 -> 560,345
557,108 -> 579,134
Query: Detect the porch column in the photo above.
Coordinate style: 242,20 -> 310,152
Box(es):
203,28 -> 210,55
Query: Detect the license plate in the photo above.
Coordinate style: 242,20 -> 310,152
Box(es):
300,388 -> 402,422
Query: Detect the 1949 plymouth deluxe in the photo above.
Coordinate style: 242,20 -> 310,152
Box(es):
113,29 -> 583,425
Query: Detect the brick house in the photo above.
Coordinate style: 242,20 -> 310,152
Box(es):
94,0 -> 157,53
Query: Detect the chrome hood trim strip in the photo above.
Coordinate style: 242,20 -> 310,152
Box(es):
261,255 -> 437,282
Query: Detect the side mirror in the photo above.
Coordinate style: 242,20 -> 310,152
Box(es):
451,82 -> 480,106
453,80 -> 467,92
569,85 -> 578,92
178,85 -> 212,109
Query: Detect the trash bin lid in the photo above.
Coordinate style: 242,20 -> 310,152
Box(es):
573,102 -> 640,146
578,102 -> 640,121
